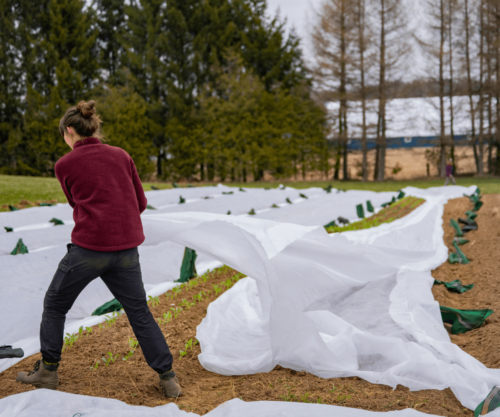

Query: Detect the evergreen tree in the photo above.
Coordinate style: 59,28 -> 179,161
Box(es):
21,0 -> 99,175
0,0 -> 22,172
96,0 -> 126,84
99,86 -> 158,177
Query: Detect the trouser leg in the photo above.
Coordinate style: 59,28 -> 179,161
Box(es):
452,176 -> 456,185
40,244 -> 110,363
101,247 -> 173,374
444,177 -> 450,186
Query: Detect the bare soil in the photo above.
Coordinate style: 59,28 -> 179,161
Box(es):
432,194 -> 500,367
1,200 -> 487,415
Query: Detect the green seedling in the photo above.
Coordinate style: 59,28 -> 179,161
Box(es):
129,338 -> 139,350
62,332 -> 79,352
300,393 -> 311,403
170,307 -> 183,318
101,352 -> 120,367
122,350 -> 135,361
248,208 -> 256,215
180,298 -> 195,309
85,327 -> 92,337
212,284 -> 222,295
148,295 -> 160,308
193,292 -> 205,302
78,326 -> 84,338
90,360 -> 100,370
171,287 -> 181,298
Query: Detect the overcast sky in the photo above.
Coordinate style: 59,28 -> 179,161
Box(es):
265,0 -> 321,65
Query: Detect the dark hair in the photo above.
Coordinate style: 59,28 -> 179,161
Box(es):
59,100 -> 103,140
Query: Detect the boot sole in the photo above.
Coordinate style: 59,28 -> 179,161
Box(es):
15,377 -> 58,390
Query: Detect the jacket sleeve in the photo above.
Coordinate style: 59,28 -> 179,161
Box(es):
130,158 -> 147,213
54,162 -> 76,208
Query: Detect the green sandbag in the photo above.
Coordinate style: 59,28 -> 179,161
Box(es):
179,196 -> 185,204
299,193 -> 308,199
49,218 -> 64,226
434,279 -> 474,293
146,205 -> 156,210
381,197 -> 397,208
40,202 -> 55,207
91,298 -> 123,316
11,239 -> 28,255
440,306 -> 493,334
450,219 -> 464,237
4,227 -> 13,233
366,200 -> 374,213
324,184 -> 333,194
475,386 -> 500,417
473,200 -> 483,212
227,210 -> 231,215
222,191 -> 234,195
324,220 -> 336,228
9,205 -> 19,211
172,182 -> 180,188
466,210 -> 478,221
448,240 -> 470,264
271,204 -> 280,208
453,237 -> 469,245
176,247 -> 197,283
248,208 -> 256,215
239,187 -> 246,192
397,190 -> 405,200
356,204 -> 365,219
151,185 -> 159,190
286,198 -> 292,204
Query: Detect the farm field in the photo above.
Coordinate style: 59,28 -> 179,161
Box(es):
0,183 -> 496,416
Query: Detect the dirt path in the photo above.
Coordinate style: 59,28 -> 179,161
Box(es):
432,194 -> 500,368
1,202 -> 485,415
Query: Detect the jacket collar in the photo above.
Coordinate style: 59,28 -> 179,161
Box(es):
73,137 -> 101,150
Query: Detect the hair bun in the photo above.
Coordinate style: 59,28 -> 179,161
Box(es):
76,100 -> 96,118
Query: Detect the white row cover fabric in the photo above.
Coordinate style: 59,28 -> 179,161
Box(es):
3,389 -> 478,417
1,184 -> 495,416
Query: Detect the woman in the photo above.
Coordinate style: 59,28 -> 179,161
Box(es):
15,100 -> 182,398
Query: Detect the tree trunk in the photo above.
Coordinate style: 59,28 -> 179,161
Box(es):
465,0 -> 479,171
358,0 -> 368,182
340,0 -> 349,181
478,0 -> 485,174
438,0 -> 447,178
448,0 -> 455,173
376,0 -> 386,182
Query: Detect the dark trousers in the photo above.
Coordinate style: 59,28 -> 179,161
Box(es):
40,243 -> 173,374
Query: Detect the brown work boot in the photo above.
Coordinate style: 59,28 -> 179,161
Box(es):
159,370 -> 182,398
16,359 -> 59,390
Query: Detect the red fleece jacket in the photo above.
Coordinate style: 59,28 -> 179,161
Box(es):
55,137 -> 147,251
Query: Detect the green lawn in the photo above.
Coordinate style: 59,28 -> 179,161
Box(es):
1,174 -> 497,210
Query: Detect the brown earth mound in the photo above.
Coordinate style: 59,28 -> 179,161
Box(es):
1,202 -> 485,415
432,194 -> 500,367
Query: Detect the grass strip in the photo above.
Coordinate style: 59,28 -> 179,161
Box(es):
325,196 -> 425,234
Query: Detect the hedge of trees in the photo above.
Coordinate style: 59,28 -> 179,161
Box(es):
0,0 -> 327,181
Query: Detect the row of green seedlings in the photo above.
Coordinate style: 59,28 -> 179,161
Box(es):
86,266 -> 245,370
62,311 -> 121,353
62,266 -> 237,353
156,269 -> 245,326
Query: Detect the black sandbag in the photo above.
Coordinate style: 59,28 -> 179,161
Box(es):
0,345 -> 24,359
337,216 -> 350,225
